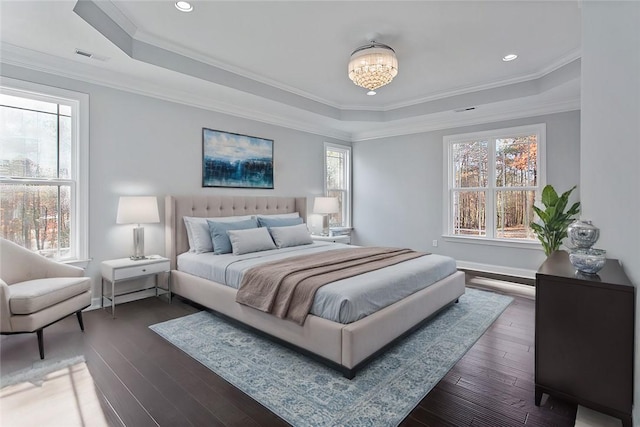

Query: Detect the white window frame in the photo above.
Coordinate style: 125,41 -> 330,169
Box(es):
442,123 -> 546,249
0,77 -> 89,262
324,142 -> 351,228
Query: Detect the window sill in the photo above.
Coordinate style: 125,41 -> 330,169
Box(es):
442,235 -> 543,250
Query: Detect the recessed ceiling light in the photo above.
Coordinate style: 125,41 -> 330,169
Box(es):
175,1 -> 193,12
367,90 -> 377,96
502,54 -> 518,62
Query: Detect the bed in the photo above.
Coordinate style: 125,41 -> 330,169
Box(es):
165,195 -> 466,378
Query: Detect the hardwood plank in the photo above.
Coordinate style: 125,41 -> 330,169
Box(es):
82,345 -> 158,427
88,339 -> 190,426
436,380 -> 528,424
0,291 -> 577,427
404,406 -> 461,427
421,388 -> 525,427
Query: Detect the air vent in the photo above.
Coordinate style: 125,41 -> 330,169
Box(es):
75,49 -> 93,58
74,49 -> 109,62
453,107 -> 476,113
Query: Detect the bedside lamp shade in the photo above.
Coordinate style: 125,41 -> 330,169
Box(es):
313,197 -> 339,215
116,196 -> 160,225
313,197 -> 339,236
117,196 -> 160,260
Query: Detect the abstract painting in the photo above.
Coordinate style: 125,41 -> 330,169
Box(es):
202,128 -> 274,189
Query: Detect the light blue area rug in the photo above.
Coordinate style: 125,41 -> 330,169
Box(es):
150,288 -> 512,427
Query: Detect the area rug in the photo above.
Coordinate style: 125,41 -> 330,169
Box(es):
150,288 -> 512,427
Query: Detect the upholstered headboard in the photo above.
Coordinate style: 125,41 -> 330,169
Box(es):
165,195 -> 307,268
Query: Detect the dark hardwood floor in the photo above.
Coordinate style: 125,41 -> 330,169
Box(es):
0,290 -> 576,427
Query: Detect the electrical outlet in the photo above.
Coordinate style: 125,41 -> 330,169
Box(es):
432,240 -> 438,247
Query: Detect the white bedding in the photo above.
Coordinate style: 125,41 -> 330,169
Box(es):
177,242 -> 458,323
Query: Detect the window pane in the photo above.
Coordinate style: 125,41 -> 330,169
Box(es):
495,135 -> 538,187
453,191 -> 486,236
452,140 -> 488,188
326,150 -> 345,190
495,190 -> 536,239
59,115 -> 72,179
0,106 -> 59,178
0,184 -> 71,258
327,190 -> 344,227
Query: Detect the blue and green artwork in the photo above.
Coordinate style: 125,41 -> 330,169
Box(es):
202,128 -> 274,189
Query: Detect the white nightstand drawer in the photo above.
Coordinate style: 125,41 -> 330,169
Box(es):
113,261 -> 169,281
311,234 -> 351,244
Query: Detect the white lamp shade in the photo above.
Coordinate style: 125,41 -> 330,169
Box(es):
116,196 -> 160,224
313,197 -> 339,214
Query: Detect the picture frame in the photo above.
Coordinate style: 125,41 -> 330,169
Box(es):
202,128 -> 274,189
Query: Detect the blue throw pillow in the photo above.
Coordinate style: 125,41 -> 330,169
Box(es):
257,216 -> 304,228
207,218 -> 258,254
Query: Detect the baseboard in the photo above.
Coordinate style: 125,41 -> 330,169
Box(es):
575,405 -> 624,427
456,260 -> 537,280
86,288 -> 164,311
86,297 -> 102,311
467,277 -> 535,300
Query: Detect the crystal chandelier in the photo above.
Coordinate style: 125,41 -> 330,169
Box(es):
348,42 -> 398,93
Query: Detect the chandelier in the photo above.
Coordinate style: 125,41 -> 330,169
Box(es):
348,42 -> 398,93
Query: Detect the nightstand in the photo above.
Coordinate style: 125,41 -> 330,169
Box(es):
311,234 -> 351,244
101,256 -> 170,318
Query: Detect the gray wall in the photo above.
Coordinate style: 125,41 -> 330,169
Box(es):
580,2 -> 640,424
352,111 -> 581,273
1,63 -> 348,299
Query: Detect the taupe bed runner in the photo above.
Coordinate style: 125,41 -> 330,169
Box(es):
236,247 -> 428,325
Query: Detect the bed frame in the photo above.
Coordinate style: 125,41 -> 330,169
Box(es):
165,195 -> 466,378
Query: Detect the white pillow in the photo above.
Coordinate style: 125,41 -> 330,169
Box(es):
227,227 -> 276,255
268,223 -> 313,248
184,215 -> 253,253
256,212 -> 299,220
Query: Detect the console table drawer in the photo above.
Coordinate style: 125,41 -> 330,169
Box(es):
113,261 -> 169,281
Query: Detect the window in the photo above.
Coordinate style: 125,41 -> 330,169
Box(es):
0,78 -> 88,261
444,124 -> 545,243
324,143 -> 351,227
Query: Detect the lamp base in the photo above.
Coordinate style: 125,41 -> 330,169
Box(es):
321,215 -> 330,236
129,255 -> 149,261
132,226 -> 146,260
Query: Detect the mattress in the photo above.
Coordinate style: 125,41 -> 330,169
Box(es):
177,242 -> 458,323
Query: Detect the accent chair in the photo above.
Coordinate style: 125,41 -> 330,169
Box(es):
0,238 -> 91,359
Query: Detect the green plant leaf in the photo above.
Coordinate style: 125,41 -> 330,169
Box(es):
531,184 -> 580,256
532,206 -> 550,224
541,185 -> 558,208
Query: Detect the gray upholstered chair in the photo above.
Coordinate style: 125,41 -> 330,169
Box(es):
0,238 -> 91,359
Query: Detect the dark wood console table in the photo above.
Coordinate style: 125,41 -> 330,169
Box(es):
535,250 -> 634,427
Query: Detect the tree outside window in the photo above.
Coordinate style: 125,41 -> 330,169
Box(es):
324,143 -> 351,227
0,85 -> 85,260
445,124 -> 545,241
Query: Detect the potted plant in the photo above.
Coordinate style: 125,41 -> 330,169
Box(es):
530,185 -> 581,256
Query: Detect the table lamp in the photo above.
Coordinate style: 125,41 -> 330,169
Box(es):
116,196 -> 160,260
313,197 -> 339,236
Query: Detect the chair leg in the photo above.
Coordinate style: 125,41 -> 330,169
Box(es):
76,311 -> 85,331
37,329 -> 44,359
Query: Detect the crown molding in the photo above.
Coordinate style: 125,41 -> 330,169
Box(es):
0,42 -> 580,144
371,49 -> 583,112
133,29 -> 345,111
0,43 -> 352,141
351,97 -> 580,142
81,0 -> 582,113
123,27 -> 582,113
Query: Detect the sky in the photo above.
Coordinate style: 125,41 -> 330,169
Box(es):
203,129 -> 272,162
